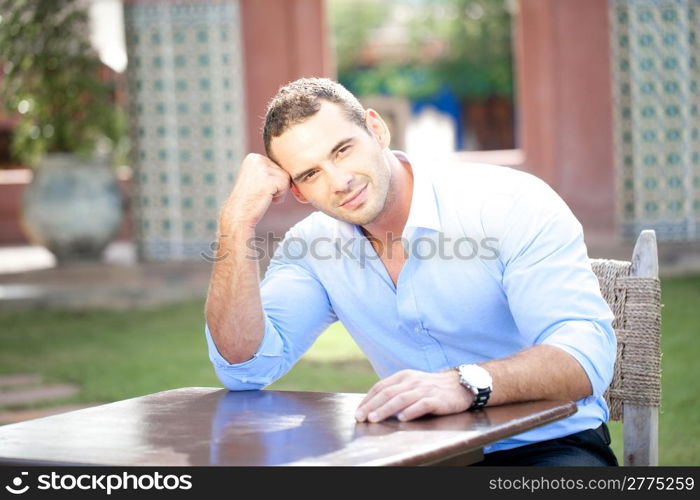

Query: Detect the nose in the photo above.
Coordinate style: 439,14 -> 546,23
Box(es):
327,165 -> 353,193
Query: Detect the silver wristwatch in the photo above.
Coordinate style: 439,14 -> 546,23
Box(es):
456,364 -> 492,411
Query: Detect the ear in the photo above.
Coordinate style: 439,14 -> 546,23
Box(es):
290,183 -> 310,204
364,108 -> 391,149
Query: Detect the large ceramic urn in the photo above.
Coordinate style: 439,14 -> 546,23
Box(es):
20,153 -> 125,263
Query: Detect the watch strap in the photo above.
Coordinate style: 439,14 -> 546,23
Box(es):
470,386 -> 490,410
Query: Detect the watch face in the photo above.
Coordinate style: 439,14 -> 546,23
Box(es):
460,365 -> 492,389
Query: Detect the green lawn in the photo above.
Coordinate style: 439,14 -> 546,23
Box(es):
0,304 -> 376,404
0,275 -> 698,464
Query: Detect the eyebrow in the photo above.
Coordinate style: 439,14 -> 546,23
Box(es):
291,137 -> 354,183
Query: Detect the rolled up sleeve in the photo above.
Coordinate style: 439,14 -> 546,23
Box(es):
205,229 -> 337,391
205,319 -> 286,390
494,177 -> 616,402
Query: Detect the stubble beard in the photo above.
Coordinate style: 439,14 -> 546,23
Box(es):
314,183 -> 382,225
315,169 -> 390,226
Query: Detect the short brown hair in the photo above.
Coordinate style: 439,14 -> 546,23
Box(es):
263,77 -> 368,159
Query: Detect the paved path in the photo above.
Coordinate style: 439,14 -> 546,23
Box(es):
0,373 -> 97,425
0,384 -> 80,407
0,246 -> 212,310
0,404 -> 100,425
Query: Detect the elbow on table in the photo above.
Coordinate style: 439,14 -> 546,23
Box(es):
205,320 -> 293,392
213,365 -> 268,391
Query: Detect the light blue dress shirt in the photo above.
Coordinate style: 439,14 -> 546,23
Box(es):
205,154 -> 616,453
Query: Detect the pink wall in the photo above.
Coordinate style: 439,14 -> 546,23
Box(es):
240,0 -> 332,154
0,171 -> 29,245
516,0 -> 616,234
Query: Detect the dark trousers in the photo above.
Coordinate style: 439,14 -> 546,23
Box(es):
473,423 -> 619,466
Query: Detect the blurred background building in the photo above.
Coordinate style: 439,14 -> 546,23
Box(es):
1,1 -> 698,461
1,0 -> 699,281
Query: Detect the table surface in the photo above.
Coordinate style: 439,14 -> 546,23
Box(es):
0,388 -> 576,466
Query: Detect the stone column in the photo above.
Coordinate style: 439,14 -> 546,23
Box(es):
610,0 -> 700,241
123,0 -> 246,261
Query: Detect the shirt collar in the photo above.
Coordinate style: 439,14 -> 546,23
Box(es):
397,151 -> 442,234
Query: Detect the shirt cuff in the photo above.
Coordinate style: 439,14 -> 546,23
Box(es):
205,320 -> 285,390
537,320 -> 615,405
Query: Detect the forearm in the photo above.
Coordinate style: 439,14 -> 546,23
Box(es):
204,152 -> 293,365
480,344 -> 593,406
355,343 -> 594,423
204,219 -> 265,364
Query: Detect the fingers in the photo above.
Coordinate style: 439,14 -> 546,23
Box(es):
265,159 -> 291,202
255,152 -> 284,170
271,191 -> 287,204
396,398 -> 438,422
254,153 -> 290,182
358,370 -> 411,408
356,384 -> 415,423
271,183 -> 289,205
240,153 -> 290,184
355,370 -> 472,423
355,370 -> 427,423
368,389 -> 434,423
355,370 -> 411,412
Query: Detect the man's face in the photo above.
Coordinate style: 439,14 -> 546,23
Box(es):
269,101 -> 392,226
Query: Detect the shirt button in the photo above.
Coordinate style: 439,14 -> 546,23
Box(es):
414,326 -> 421,333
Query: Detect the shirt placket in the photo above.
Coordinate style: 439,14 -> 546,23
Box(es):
396,229 -> 450,372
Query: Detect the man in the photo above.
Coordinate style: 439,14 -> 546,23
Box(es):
204,78 -> 618,466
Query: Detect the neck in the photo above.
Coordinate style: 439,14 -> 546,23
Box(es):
362,151 -> 413,243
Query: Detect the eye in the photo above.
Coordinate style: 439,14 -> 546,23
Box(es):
337,145 -> 351,157
302,169 -> 319,182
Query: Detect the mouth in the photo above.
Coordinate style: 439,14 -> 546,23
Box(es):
339,184 -> 368,209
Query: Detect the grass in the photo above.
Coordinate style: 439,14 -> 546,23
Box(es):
0,304 -> 377,405
0,275 -> 698,464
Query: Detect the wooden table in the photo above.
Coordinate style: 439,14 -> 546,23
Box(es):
0,388 -> 576,466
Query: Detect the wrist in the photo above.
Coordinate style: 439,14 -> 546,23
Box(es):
219,210 -> 259,234
455,364 -> 493,411
220,193 -> 271,229
445,369 -> 475,410
210,219 -> 258,262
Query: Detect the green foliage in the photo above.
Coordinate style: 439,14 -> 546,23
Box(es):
339,63 -> 442,100
329,0 -> 390,75
330,0 -> 514,100
410,0 -> 515,98
0,0 -> 125,167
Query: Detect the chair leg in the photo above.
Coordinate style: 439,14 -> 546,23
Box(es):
623,405 -> 658,466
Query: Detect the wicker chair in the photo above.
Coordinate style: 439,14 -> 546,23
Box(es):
590,230 -> 662,466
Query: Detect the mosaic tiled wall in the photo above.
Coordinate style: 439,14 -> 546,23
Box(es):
123,1 -> 246,260
610,0 -> 700,241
